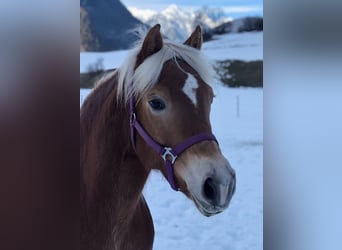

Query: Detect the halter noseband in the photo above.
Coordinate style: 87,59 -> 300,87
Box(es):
129,96 -> 218,191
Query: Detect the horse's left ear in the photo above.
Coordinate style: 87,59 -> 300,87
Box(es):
184,25 -> 203,50
136,24 -> 163,68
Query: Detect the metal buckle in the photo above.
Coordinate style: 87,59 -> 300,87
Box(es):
161,147 -> 177,164
130,113 -> 136,124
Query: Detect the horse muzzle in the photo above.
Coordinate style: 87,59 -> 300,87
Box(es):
195,177 -> 236,216
185,158 -> 236,217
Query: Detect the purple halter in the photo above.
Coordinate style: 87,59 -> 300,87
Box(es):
129,97 -> 218,191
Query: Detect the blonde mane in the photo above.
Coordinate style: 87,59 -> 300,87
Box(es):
116,37 -> 215,103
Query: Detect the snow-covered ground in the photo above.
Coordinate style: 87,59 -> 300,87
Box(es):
203,32 -> 263,61
80,32 -> 263,73
80,32 -> 263,250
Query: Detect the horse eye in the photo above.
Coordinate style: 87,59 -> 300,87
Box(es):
148,98 -> 166,111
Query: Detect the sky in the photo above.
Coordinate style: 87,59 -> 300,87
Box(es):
120,0 -> 263,18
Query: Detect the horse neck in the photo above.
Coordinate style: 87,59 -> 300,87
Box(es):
81,75 -> 149,218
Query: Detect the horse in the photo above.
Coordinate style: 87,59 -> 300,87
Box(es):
80,24 -> 236,250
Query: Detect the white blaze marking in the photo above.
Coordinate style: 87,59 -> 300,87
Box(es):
182,74 -> 199,106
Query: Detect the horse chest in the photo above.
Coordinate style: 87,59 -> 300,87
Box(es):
112,197 -> 154,250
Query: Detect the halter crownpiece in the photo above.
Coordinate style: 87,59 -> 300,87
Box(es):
129,96 -> 218,191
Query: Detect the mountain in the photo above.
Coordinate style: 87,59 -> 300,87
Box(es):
127,7 -> 157,23
213,17 -> 263,34
128,5 -> 230,42
194,7 -> 232,28
80,0 -> 144,51
128,5 -> 262,42
133,5 -> 194,42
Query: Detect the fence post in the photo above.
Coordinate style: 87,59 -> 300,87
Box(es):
236,95 -> 240,118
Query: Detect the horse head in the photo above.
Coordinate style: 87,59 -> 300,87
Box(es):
119,24 -> 236,216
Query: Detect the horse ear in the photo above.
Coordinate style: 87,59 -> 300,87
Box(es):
136,24 -> 163,68
184,25 -> 202,50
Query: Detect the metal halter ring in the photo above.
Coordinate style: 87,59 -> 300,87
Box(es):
161,147 -> 177,164
130,113 -> 136,124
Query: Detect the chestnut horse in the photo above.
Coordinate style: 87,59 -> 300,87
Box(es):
81,24 -> 236,250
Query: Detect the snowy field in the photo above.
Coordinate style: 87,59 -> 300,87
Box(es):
203,32 -> 263,61
80,32 -> 263,73
80,32 -> 263,250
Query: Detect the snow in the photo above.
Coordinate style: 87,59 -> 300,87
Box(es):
127,5 -> 233,41
80,32 -> 263,73
80,50 -> 127,73
145,5 -> 194,42
80,32 -> 263,250
203,32 -> 263,61
127,6 -> 157,23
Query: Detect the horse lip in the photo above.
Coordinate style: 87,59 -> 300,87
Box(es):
191,194 -> 224,217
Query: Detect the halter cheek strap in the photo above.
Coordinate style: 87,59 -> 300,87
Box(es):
129,97 -> 218,191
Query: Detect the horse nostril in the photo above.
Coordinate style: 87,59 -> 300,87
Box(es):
203,178 -> 217,203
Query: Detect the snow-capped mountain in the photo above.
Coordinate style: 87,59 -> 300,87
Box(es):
148,5 -> 194,42
194,7 -> 232,28
129,5 -> 194,42
127,7 -> 157,23
128,4 -> 230,42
